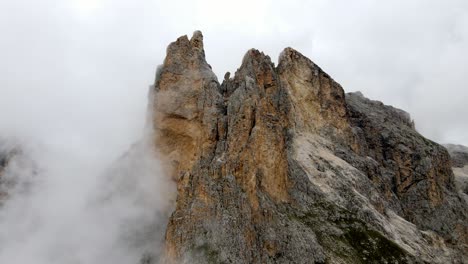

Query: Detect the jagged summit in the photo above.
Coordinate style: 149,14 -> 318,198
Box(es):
190,30 -> 204,50
278,46 -> 330,78
150,31 -> 467,263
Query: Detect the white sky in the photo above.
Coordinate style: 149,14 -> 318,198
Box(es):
0,2 -> 467,262
1,0 -> 467,153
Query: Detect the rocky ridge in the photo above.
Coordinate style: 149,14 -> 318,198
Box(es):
446,144 -> 468,168
445,144 -> 468,201
150,31 -> 468,263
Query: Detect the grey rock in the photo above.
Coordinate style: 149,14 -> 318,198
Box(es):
445,144 -> 468,168
445,144 -> 468,200
151,32 -> 467,263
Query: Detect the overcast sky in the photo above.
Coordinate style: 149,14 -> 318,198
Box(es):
1,0 -> 467,153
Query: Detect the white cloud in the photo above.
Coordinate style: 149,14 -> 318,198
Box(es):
0,0 -> 467,262
2,0 -> 464,145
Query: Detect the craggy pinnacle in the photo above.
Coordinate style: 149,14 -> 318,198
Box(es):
150,31 -> 467,264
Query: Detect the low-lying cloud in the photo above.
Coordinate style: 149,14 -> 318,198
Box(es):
0,135 -> 175,264
0,0 -> 466,263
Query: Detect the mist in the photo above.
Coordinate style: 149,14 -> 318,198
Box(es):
0,1 -> 179,262
0,134 -> 175,264
0,0 -> 467,263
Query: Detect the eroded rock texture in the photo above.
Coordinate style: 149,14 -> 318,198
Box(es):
151,31 -> 468,263
446,144 -> 468,202
446,144 -> 468,168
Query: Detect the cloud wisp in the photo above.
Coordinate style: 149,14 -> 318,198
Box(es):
0,135 -> 175,264
0,1 -> 466,263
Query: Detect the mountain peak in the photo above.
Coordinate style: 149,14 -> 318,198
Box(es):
150,33 -> 467,263
189,30 -> 204,50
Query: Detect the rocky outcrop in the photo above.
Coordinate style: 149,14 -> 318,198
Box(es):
345,93 -> 466,243
445,144 -> 468,200
150,31 -> 468,263
446,144 -> 468,168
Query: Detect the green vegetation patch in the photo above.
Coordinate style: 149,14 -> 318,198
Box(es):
290,202 -> 411,264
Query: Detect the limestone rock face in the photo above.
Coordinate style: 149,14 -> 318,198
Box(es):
345,93 -> 466,243
152,31 -> 222,178
446,144 -> 468,168
277,48 -> 357,148
151,32 -> 468,263
445,144 -> 468,201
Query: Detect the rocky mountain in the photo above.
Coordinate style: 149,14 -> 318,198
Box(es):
445,144 -> 468,201
446,144 -> 468,168
150,31 -> 467,263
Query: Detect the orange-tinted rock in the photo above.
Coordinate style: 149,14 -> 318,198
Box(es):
151,32 -> 467,263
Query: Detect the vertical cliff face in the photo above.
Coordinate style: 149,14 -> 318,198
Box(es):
446,144 -> 468,169
445,144 -> 468,201
277,48 -> 357,148
151,32 -> 467,263
345,94 -> 466,242
153,31 -> 222,177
